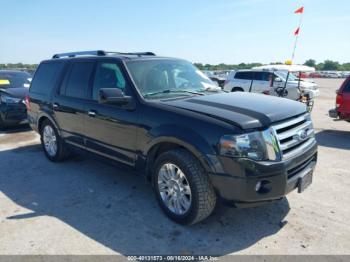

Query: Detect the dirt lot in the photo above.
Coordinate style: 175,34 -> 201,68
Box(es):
0,79 -> 349,256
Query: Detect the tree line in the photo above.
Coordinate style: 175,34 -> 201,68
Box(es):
1,60 -> 350,72
195,60 -> 350,71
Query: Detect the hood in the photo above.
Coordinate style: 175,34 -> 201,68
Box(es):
0,87 -> 29,98
160,92 -> 307,130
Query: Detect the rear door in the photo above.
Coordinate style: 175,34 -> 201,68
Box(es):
340,78 -> 350,118
251,72 -> 271,93
233,71 -> 251,91
84,60 -> 138,166
52,60 -> 95,146
29,61 -> 66,126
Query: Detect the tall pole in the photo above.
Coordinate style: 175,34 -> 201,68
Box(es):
291,11 -> 303,63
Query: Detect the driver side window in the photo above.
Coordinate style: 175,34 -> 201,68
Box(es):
92,62 -> 128,101
174,69 -> 190,88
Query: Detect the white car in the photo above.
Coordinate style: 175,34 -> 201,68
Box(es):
224,69 -> 319,101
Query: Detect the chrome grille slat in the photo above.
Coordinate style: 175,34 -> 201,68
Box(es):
277,121 -> 313,140
272,113 -> 316,159
273,114 -> 308,130
283,139 -> 315,159
279,129 -> 314,150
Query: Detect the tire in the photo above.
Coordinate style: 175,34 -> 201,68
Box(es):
153,149 -> 217,225
0,115 -> 5,130
40,120 -> 69,162
232,87 -> 244,92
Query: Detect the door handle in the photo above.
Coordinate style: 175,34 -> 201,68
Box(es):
88,110 -> 96,117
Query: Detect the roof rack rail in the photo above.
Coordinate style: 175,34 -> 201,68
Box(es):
52,50 -> 156,59
113,52 -> 156,56
52,50 -> 106,59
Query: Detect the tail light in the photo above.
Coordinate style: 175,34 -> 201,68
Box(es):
262,90 -> 270,95
25,95 -> 31,111
336,94 -> 343,108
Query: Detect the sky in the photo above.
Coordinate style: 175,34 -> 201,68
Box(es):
0,0 -> 349,65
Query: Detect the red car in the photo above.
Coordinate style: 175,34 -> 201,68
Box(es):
329,76 -> 350,121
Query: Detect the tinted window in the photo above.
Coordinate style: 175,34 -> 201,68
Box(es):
0,71 -> 31,89
253,72 -> 263,81
92,62 -> 127,100
254,72 -> 271,81
343,78 -> 350,93
235,71 -> 253,80
64,62 -> 94,99
30,63 -> 64,94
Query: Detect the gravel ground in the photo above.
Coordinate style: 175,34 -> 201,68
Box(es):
0,79 -> 349,256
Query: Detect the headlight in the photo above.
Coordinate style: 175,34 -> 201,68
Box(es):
219,129 -> 280,161
0,95 -> 22,104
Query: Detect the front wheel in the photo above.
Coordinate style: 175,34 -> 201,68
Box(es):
153,149 -> 217,225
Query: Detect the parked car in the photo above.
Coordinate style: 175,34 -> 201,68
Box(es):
0,70 -> 30,128
28,50 -> 317,225
329,76 -> 350,122
203,70 -> 226,88
224,67 -> 319,111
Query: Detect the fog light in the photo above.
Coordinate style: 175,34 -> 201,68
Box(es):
255,180 -> 272,194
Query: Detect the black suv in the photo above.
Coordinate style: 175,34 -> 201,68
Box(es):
28,51 -> 318,225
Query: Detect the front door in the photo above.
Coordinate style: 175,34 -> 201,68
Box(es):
84,61 -> 138,166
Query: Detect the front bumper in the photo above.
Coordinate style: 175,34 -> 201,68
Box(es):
302,89 -> 319,100
0,103 -> 28,126
208,140 -> 318,207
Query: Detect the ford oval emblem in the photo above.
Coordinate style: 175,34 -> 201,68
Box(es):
296,129 -> 308,141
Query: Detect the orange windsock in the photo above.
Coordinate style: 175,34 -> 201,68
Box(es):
294,27 -> 300,36
294,6 -> 304,14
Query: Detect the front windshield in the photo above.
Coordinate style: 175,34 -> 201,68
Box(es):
126,59 -> 220,99
0,72 -> 31,89
275,71 -> 299,82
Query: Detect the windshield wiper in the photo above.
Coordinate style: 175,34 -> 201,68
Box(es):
144,89 -> 204,98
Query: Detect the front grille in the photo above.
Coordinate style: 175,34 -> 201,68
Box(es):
287,155 -> 316,179
272,113 -> 315,159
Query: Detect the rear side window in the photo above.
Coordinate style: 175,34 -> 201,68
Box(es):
235,71 -> 253,80
63,62 -> 94,99
30,62 -> 64,94
254,72 -> 271,81
253,72 -> 263,81
343,78 -> 350,93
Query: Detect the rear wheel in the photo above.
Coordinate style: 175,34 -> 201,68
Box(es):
153,149 -> 216,225
40,120 -> 69,162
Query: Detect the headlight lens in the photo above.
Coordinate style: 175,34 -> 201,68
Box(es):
219,129 -> 279,161
0,95 -> 22,104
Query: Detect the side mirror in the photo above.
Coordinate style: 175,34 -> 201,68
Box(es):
99,88 -> 132,106
274,77 -> 283,82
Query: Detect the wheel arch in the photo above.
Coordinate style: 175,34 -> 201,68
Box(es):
37,113 -> 61,136
232,86 -> 244,92
144,137 -> 215,181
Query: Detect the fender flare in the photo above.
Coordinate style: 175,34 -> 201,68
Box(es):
36,111 -> 61,136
